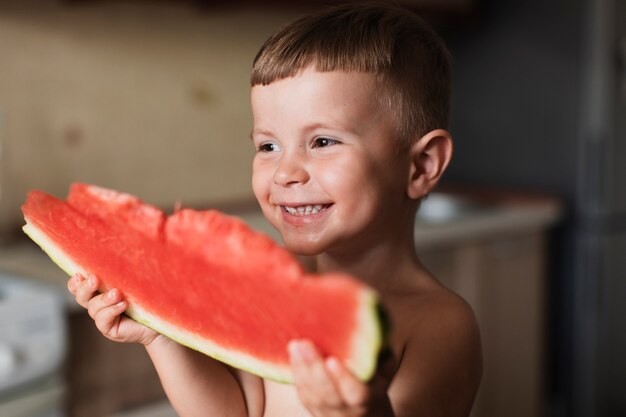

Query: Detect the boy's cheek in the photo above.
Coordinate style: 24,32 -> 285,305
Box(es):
252,156 -> 275,182
251,170 -> 269,200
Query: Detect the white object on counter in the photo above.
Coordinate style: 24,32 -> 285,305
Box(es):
0,273 -> 67,393
0,271 -> 68,417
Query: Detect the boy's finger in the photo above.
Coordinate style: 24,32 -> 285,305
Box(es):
289,340 -> 343,409
75,274 -> 99,308
68,273 -> 89,294
67,273 -> 81,294
325,357 -> 369,406
87,288 -> 122,320
94,299 -> 127,338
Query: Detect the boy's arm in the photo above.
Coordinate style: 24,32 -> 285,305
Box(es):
146,337 -> 255,417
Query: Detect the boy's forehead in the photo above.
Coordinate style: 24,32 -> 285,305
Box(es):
251,68 -> 380,109
251,69 -> 392,138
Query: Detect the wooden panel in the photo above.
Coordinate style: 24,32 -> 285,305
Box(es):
66,311 -> 166,417
419,232 -> 546,417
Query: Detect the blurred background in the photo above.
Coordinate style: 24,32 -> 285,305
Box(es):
0,0 -> 623,416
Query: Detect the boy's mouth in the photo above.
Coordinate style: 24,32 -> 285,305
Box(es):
281,204 -> 332,216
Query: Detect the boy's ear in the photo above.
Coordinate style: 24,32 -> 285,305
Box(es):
406,129 -> 453,200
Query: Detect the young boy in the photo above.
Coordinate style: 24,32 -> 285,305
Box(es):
68,3 -> 482,416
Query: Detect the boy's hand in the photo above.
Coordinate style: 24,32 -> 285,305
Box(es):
288,340 -> 395,417
68,273 -> 160,346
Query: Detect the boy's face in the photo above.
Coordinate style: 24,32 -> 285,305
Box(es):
251,67 -> 414,256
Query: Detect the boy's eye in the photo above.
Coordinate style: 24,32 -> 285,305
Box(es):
312,137 -> 339,148
256,142 -> 281,153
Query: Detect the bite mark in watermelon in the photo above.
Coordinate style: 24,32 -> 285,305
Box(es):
21,184 -> 384,383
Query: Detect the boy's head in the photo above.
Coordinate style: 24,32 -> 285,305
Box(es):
251,2 -> 452,144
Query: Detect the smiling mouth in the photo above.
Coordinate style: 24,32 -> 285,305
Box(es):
281,204 -> 332,216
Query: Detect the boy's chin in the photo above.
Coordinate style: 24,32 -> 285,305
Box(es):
281,237 -> 326,257
283,245 -> 323,258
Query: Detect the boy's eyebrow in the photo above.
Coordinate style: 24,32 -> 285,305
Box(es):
250,121 -> 363,140
304,122 -> 344,132
249,128 -> 275,140
303,121 -> 361,136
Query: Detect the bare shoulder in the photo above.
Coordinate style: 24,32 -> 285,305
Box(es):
383,281 -> 482,417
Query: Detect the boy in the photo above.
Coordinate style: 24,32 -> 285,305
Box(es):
68,3 -> 482,416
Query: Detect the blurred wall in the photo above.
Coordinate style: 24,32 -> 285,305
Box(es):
0,1 -> 303,235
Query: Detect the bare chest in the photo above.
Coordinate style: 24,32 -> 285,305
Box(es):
262,380 -> 311,417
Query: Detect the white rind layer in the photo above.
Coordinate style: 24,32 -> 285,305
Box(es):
23,218 -> 382,383
352,290 -> 384,381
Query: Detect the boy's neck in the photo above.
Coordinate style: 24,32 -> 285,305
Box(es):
314,232 -> 422,292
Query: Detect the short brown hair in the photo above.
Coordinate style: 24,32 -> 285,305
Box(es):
251,2 -> 452,143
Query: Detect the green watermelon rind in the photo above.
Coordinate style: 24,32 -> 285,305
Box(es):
22,219 -> 384,383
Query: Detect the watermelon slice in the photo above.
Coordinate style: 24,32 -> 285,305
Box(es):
21,183 -> 384,383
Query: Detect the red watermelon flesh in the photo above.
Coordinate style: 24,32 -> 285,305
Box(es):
21,183 -> 383,382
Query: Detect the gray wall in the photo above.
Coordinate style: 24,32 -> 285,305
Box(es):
443,0 -> 583,199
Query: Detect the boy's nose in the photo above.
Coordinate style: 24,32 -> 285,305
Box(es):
273,152 -> 310,187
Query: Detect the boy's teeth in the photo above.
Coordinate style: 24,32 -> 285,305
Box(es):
284,204 -> 327,216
